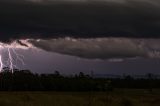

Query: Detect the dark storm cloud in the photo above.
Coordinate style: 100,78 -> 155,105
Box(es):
1,0 -> 160,42
29,38 -> 160,60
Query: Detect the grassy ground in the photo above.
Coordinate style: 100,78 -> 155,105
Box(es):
0,89 -> 160,106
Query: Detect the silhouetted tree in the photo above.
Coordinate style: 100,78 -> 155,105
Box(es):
0,69 -> 159,91
147,73 -> 153,92
79,72 -> 85,78
54,70 -> 60,77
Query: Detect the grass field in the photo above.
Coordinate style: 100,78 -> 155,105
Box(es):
0,89 -> 160,106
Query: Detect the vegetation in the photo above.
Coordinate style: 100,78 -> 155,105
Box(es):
0,67 -> 159,91
0,68 -> 159,105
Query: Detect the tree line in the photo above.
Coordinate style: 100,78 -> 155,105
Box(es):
0,67 -> 159,91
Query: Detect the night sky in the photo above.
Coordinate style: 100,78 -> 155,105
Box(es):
0,0 -> 160,75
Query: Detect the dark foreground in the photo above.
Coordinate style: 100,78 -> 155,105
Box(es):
0,89 -> 160,106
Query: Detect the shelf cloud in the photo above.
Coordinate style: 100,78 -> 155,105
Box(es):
29,38 -> 160,60
1,0 -> 160,60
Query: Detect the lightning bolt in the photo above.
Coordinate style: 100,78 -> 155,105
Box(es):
7,48 -> 17,73
0,55 -> 4,72
0,39 -> 35,73
12,49 -> 26,66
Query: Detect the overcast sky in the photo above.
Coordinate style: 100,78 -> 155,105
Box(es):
0,0 -> 160,75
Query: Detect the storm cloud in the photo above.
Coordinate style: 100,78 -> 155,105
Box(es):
1,0 -> 160,42
28,38 -> 160,60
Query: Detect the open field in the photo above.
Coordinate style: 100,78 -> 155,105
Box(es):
0,89 -> 160,106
